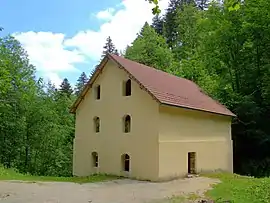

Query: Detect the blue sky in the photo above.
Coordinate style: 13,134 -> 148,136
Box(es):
1,0 -> 168,86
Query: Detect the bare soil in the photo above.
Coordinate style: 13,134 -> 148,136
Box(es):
0,177 -> 219,203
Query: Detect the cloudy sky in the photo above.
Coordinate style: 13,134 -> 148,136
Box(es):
0,0 -> 169,86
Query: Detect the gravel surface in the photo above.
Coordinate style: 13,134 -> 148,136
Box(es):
0,177 -> 219,203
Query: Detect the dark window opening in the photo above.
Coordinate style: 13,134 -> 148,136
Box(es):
188,152 -> 196,174
92,152 -> 98,167
96,85 -> 100,100
124,79 -> 131,96
123,115 -> 131,133
121,154 -> 130,172
94,117 -> 100,133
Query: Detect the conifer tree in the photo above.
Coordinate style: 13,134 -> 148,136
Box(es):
74,72 -> 88,96
151,15 -> 165,36
101,36 -> 119,58
164,0 -> 195,48
59,78 -> 73,97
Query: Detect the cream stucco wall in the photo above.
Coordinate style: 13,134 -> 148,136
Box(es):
158,105 -> 233,180
73,60 -> 160,180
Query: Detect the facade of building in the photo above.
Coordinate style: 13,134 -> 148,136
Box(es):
70,54 -> 235,181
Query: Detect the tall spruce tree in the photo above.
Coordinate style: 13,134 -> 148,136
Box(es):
59,78 -> 73,97
93,36 -> 119,80
101,36 -> 119,58
151,15 -> 165,36
164,0 -> 196,48
75,72 -> 88,96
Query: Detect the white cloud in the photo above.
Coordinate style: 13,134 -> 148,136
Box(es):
44,72 -> 63,87
13,0 -> 169,86
96,8 -> 115,20
13,31 -> 85,86
65,0 -> 169,61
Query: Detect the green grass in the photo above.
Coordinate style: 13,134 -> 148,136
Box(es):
204,173 -> 270,203
161,173 -> 270,203
0,166 -> 120,184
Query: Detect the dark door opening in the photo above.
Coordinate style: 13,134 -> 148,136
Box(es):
122,154 -> 130,172
188,152 -> 196,174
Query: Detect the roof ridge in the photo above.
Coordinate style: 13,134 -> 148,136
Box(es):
109,53 -> 194,83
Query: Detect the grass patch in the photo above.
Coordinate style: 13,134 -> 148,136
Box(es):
204,173 -> 270,203
0,165 -> 120,183
165,173 -> 270,203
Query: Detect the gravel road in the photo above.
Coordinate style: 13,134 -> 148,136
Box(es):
0,177 -> 219,203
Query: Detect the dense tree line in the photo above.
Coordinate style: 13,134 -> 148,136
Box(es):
126,0 -> 270,177
0,35 -> 116,176
0,36 -> 74,176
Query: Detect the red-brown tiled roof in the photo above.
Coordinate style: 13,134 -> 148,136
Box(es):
108,54 -> 235,117
70,53 -> 235,117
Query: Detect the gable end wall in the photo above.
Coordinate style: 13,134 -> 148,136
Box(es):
73,59 -> 160,180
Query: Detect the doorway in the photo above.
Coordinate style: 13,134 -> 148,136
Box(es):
121,154 -> 130,172
188,152 -> 196,174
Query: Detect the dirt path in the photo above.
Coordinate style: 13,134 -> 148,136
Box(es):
0,177 -> 219,203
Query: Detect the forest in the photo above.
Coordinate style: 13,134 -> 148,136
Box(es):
1,0 -> 270,177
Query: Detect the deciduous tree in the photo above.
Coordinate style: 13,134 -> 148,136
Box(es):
125,22 -> 176,72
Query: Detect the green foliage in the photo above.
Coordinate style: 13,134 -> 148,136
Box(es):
0,36 -> 75,177
226,0 -> 241,11
146,0 -> 270,177
125,22 -> 176,72
205,173 -> 270,203
146,0 -> 161,14
191,0 -> 270,176
164,0 -> 196,48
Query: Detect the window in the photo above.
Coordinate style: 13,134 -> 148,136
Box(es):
92,152 -> 98,167
93,117 -> 100,133
123,115 -> 131,133
95,85 -> 100,100
121,154 -> 130,172
123,79 -> 131,96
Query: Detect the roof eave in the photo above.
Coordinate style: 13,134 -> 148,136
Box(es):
160,102 -> 236,117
